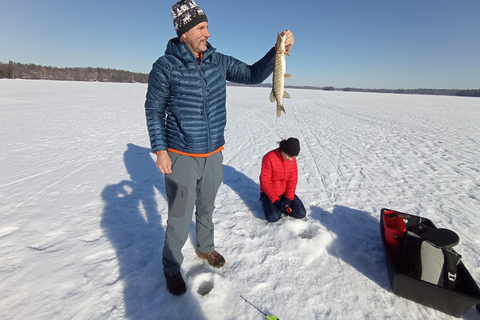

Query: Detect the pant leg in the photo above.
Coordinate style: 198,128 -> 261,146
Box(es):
195,151 -> 223,254
260,192 -> 282,222
286,194 -> 306,219
162,152 -> 201,274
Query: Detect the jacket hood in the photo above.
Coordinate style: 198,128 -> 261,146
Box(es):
165,37 -> 216,64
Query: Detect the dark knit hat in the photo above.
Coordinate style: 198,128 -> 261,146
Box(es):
279,137 -> 300,157
171,0 -> 208,37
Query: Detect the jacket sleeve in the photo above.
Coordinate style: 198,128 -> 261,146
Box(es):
284,159 -> 298,200
260,153 -> 279,203
224,48 -> 275,85
144,60 -> 170,153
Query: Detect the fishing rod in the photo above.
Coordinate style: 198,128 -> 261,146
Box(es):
240,295 -> 279,320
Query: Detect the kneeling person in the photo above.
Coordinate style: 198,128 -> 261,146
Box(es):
260,137 -> 306,222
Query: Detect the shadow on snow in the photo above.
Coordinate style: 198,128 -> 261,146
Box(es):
222,164 -> 265,220
101,143 -> 207,320
310,205 -> 390,290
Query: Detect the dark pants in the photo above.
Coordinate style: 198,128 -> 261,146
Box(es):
162,151 -> 223,274
260,192 -> 306,222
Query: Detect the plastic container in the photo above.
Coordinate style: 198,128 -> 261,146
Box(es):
380,208 -> 480,317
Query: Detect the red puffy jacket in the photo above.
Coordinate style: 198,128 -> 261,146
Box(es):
260,148 -> 298,203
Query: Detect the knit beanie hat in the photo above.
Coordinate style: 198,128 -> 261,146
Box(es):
279,137 -> 300,157
171,0 -> 208,37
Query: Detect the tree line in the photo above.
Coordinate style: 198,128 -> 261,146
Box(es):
280,84 -> 478,98
342,87 -> 480,98
0,61 -> 148,83
1,61 -> 478,98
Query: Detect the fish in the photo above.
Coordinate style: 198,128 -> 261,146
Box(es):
270,32 -> 292,117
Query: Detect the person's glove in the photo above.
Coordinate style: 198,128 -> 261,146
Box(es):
274,200 -> 284,211
274,198 -> 291,213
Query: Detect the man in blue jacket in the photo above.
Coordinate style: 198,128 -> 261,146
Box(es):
145,0 -> 294,295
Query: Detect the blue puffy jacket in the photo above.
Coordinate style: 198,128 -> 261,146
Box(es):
145,38 -> 275,154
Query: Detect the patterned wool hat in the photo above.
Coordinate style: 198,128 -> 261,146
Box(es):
279,137 -> 300,157
171,0 -> 208,37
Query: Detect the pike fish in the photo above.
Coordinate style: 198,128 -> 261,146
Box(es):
269,32 -> 292,117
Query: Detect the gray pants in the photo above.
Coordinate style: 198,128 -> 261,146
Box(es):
162,151 -> 223,274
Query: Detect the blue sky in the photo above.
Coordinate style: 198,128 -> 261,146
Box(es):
2,0 -> 479,89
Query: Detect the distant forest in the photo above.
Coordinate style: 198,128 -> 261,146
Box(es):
0,61 -> 148,83
1,61 -> 479,97
340,86 -> 480,97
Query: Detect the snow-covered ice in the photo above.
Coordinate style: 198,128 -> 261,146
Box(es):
1,79 -> 479,319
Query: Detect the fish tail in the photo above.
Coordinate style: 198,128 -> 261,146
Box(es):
277,103 -> 286,117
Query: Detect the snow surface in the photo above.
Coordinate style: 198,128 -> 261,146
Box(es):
1,79 -> 480,320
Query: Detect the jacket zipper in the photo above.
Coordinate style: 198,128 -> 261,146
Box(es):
197,54 -> 211,151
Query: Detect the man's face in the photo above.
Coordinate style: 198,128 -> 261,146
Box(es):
181,21 -> 210,58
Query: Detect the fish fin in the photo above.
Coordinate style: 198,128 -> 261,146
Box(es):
284,74 -> 292,79
283,91 -> 291,99
269,90 -> 276,103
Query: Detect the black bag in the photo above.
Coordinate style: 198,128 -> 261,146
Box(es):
400,223 -> 462,289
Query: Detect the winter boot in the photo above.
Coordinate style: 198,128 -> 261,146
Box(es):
196,250 -> 226,268
164,271 -> 186,296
